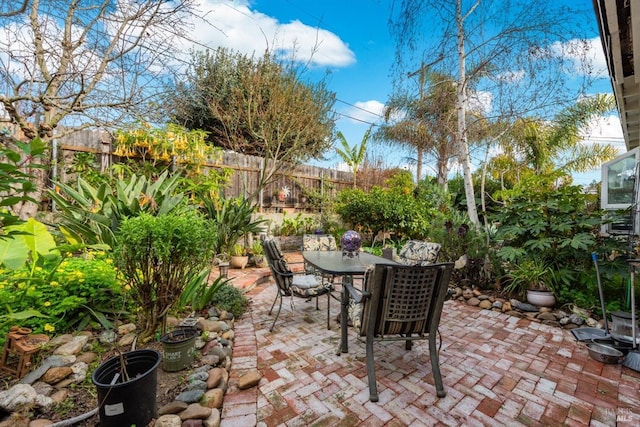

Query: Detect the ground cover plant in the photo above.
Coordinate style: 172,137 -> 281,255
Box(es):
0,217 -> 125,346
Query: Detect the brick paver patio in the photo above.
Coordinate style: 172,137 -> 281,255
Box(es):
220,259 -> 640,427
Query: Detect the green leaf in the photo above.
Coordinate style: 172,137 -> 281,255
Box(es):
0,308 -> 48,321
524,238 -> 554,251
496,246 -> 526,262
563,233 -> 595,250
21,218 -> 59,258
0,234 -> 29,270
0,196 -> 26,207
59,225 -> 82,246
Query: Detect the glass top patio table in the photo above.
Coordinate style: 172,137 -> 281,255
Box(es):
302,250 -> 395,275
302,250 -> 397,354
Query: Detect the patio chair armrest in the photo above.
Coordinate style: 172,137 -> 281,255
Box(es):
344,282 -> 369,304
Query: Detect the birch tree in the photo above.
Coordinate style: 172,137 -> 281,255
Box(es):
389,0 -> 601,226
0,0 -> 207,217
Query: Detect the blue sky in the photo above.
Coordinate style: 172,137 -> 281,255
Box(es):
190,0 -> 625,184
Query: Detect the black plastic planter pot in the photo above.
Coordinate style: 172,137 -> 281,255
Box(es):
161,327 -> 198,372
91,349 -> 161,427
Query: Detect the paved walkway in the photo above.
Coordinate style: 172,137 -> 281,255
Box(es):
219,259 -> 640,427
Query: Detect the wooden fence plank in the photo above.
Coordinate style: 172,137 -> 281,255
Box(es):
43,127 -> 354,214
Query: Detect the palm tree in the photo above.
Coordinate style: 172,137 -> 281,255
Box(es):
335,127 -> 371,187
494,94 -> 618,179
376,70 -> 458,185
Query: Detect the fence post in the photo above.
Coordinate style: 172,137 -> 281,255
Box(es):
258,158 -> 264,211
320,171 -> 325,214
100,134 -> 111,173
51,138 -> 58,212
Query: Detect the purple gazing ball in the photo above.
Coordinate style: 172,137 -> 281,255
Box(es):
341,230 -> 362,253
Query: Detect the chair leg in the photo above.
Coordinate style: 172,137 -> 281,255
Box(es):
429,333 -> 446,397
326,292 -> 331,330
405,334 -> 413,351
269,290 -> 283,332
268,288 -> 280,315
365,337 -> 379,402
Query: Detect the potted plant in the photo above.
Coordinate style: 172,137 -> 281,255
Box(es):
250,240 -> 267,267
504,258 -> 556,307
160,328 -> 198,372
229,243 -> 249,269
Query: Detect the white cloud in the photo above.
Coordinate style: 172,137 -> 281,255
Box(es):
334,161 -> 350,172
494,70 -> 526,83
342,100 -> 385,124
549,37 -> 608,77
189,0 -> 355,67
469,90 -> 493,115
579,113 -> 625,147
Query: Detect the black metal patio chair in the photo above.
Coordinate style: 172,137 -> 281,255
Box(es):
344,262 -> 454,402
262,238 -> 335,332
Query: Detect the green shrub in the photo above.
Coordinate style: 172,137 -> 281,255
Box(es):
209,283 -> 249,319
493,173 -> 627,301
428,218 -> 496,289
274,212 -> 316,236
335,173 -> 449,240
114,210 -> 214,341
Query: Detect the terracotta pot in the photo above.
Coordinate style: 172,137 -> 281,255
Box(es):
526,289 -> 556,307
253,255 -> 267,268
230,255 -> 249,269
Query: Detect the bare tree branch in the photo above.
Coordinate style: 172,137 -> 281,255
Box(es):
0,0 -> 29,17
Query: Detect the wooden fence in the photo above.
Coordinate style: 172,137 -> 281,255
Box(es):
41,127 -> 354,214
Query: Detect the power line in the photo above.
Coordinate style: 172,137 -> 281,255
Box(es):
335,99 -> 384,119
332,110 -> 380,126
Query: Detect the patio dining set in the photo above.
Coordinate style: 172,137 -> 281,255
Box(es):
260,234 -> 454,402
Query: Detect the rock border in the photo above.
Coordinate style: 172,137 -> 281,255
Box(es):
451,286 -> 602,330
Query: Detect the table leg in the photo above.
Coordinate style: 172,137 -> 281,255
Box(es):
338,275 -> 351,355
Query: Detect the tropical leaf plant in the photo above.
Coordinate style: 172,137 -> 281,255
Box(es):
199,192 -> 266,255
0,137 -> 47,238
177,271 -> 230,313
493,172 -> 626,299
0,218 -> 59,271
335,127 -> 371,187
49,170 -> 185,247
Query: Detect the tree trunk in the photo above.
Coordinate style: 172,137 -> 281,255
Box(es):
437,156 -> 449,191
457,0 -> 480,227
416,147 -> 423,184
